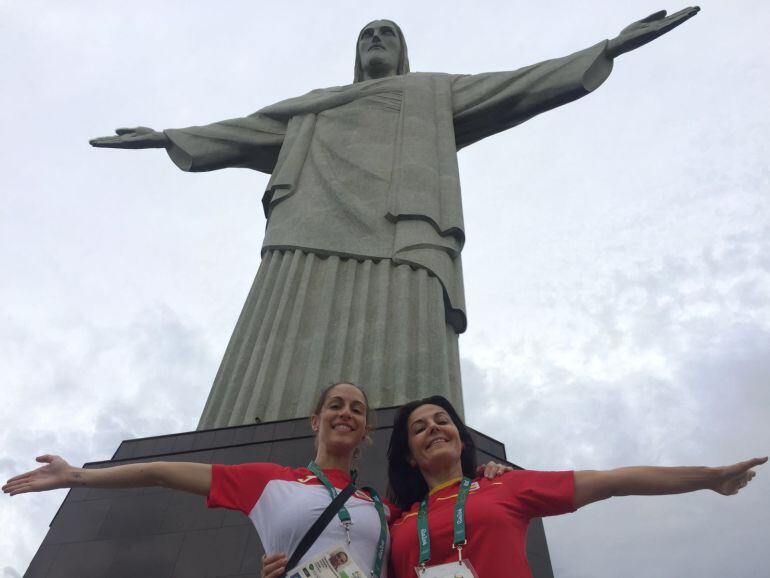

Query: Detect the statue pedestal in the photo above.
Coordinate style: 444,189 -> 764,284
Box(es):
23,407 -> 556,578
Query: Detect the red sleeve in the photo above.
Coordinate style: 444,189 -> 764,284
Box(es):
502,470 -> 576,519
206,462 -> 287,514
381,497 -> 402,524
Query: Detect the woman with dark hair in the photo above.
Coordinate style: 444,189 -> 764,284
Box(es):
387,396 -> 478,509
385,395 -> 766,578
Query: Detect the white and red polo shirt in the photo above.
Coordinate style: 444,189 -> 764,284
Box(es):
207,462 -> 393,576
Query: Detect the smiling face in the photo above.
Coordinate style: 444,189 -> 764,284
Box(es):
311,383 -> 369,455
357,20 -> 402,79
406,403 -> 464,472
387,396 -> 477,507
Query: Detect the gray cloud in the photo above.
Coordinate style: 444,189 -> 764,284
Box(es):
0,306 -> 215,569
461,224 -> 770,577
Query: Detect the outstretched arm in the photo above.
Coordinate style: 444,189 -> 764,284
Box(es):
606,6 -> 700,59
574,456 -> 766,509
2,454 -> 211,497
90,126 -> 169,149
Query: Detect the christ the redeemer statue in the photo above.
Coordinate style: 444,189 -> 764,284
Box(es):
91,8 -> 700,428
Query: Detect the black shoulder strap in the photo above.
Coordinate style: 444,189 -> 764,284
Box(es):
283,482 -> 357,575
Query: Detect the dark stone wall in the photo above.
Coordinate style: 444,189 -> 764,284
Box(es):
24,407 -> 555,578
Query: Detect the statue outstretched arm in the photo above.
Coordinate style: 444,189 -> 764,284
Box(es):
90,126 -> 169,149
451,41 -> 614,148
90,115 -> 286,174
606,6 -> 700,59
451,6 -> 699,148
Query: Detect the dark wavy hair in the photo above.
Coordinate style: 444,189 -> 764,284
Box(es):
353,19 -> 410,83
387,395 -> 477,510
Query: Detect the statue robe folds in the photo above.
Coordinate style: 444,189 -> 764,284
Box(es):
165,41 -> 613,428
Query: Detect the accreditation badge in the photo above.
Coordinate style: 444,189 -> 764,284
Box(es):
289,544 -> 367,578
413,560 -> 479,578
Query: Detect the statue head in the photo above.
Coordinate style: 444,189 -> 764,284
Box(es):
354,19 -> 410,83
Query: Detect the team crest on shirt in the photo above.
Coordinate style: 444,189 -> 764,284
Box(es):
354,489 -> 374,501
296,474 -> 372,502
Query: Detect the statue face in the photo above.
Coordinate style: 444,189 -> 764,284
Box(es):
358,20 -> 401,79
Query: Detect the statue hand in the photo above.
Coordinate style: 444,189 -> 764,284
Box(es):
2,454 -> 74,495
607,6 -> 700,58
89,126 -> 169,149
710,456 -> 766,496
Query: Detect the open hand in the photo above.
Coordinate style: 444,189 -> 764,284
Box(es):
2,455 -> 74,496
89,126 -> 169,149
607,6 -> 700,58
261,553 -> 288,578
477,460 -> 514,479
711,456 -> 767,496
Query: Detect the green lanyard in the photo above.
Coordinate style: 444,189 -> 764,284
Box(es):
416,477 -> 472,567
307,461 -> 388,578
308,460 -> 352,526
362,486 -> 388,578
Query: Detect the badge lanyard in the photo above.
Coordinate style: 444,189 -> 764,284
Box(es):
307,460 -> 388,578
416,477 -> 472,571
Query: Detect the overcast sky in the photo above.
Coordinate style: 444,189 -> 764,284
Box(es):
1,1 -> 768,576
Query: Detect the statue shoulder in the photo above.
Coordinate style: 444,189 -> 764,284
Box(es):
307,84 -> 349,95
405,71 -> 454,79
